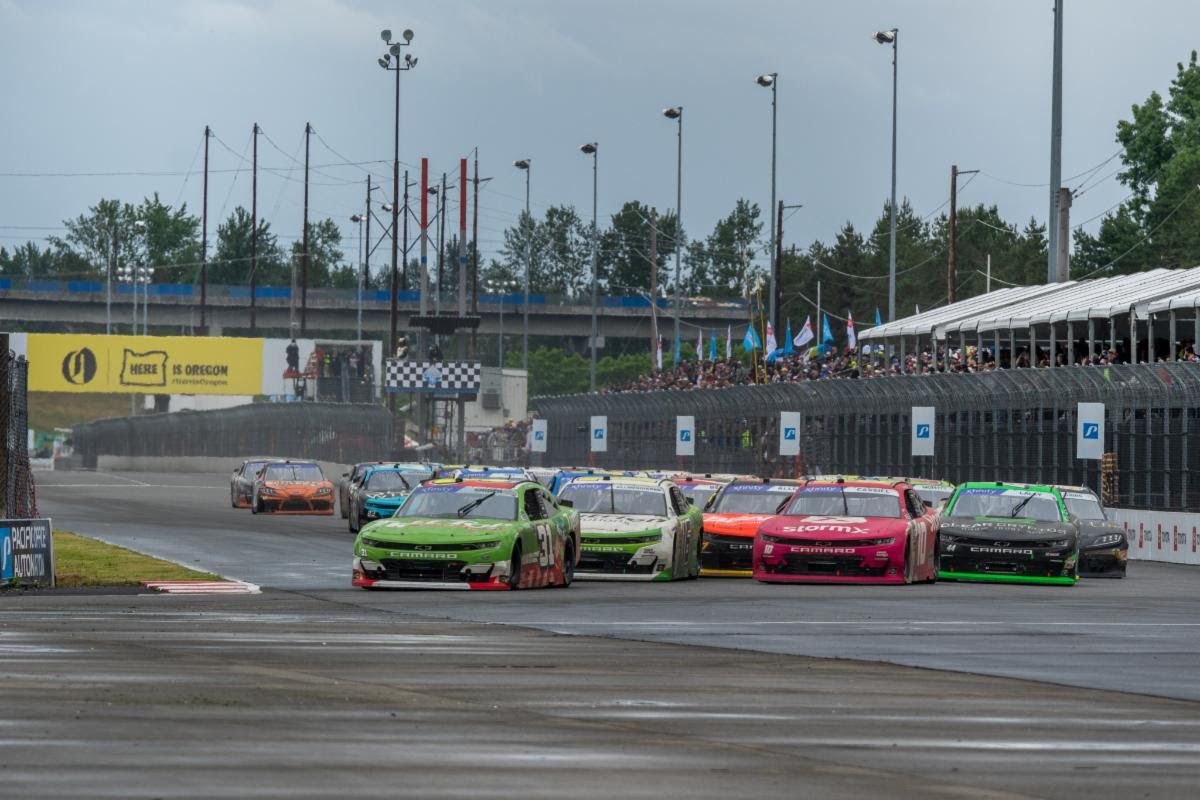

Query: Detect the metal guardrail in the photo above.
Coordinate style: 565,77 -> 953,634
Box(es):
532,364 -> 1200,511
72,402 -> 396,464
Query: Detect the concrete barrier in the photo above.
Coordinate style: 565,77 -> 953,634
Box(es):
98,455 -> 351,481
1107,509 -> 1200,566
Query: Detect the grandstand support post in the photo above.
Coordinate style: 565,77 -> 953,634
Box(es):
1047,0 -> 1064,284
1049,323 -> 1056,368
1131,312 -> 1139,365
1066,321 -> 1074,364
1169,311 -> 1177,361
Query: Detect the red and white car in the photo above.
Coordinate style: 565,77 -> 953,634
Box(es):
753,478 -> 939,584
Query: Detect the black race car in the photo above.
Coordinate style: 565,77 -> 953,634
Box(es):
230,456 -> 278,509
937,482 -> 1080,585
1055,485 -> 1128,578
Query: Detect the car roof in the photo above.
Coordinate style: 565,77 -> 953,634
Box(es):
802,478 -> 906,490
422,478 -> 523,491
564,475 -> 667,488
956,481 -> 1059,494
726,477 -> 804,486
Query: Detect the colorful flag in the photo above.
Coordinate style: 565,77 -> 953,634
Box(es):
764,321 -> 778,355
726,325 -> 732,358
915,304 -> 920,315
656,336 -> 663,370
875,308 -> 882,327
783,320 -> 794,355
673,333 -> 681,365
846,311 -> 857,348
821,314 -> 834,343
794,316 -> 815,348
710,330 -> 718,360
742,324 -> 761,351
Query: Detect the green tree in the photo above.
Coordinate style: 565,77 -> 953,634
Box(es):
691,199 -> 763,299
211,206 -> 285,287
133,194 -> 201,283
50,198 -> 138,280
288,218 -> 345,288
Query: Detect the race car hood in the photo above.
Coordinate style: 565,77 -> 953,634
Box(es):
359,517 -> 514,545
263,480 -> 331,492
703,513 -> 776,538
760,515 -> 908,540
941,517 -> 1076,541
1076,518 -> 1126,546
579,513 -> 667,535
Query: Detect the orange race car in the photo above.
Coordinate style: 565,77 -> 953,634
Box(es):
250,460 -> 336,515
700,477 -> 803,576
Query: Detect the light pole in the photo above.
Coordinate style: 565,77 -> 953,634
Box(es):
874,28 -> 899,322
351,213 -> 365,342
513,159 -> 532,372
485,277 -> 518,368
133,218 -> 149,336
662,107 -> 683,352
580,142 -> 598,393
117,257 -> 149,416
755,74 -> 778,331
377,28 -> 416,369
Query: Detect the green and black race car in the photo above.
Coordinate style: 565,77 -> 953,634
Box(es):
352,478 -> 580,590
937,482 -> 1080,585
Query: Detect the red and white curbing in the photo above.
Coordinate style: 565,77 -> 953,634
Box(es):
140,580 -> 261,595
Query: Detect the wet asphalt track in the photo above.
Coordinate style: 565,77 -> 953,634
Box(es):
6,469 -> 1199,798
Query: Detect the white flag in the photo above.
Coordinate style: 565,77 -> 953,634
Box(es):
656,336 -> 663,370
846,311 -> 857,348
697,330 -> 704,360
794,315 -> 815,348
765,321 -> 778,354
726,325 -> 732,359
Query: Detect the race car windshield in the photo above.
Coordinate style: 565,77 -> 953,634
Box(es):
365,471 -> 412,492
785,488 -> 902,519
949,490 -> 1063,522
710,485 -> 795,514
1063,495 -> 1106,520
397,487 -> 518,521
242,461 -> 267,476
263,464 -> 323,482
914,486 -> 954,506
558,484 -> 668,517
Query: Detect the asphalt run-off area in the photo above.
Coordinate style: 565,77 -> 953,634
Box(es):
5,469 -> 1199,798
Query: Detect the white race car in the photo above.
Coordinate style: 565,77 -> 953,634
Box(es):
556,476 -> 704,581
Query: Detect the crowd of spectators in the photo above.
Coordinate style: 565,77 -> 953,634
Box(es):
604,338 -> 1180,394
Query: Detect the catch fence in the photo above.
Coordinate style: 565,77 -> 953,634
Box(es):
533,364 -> 1200,511
73,402 -> 395,465
1,350 -> 36,517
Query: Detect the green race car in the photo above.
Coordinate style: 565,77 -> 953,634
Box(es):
352,478 -> 580,590
556,475 -> 704,581
937,482 -> 1080,585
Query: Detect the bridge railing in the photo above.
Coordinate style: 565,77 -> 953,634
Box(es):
0,277 -> 756,312
532,363 -> 1200,511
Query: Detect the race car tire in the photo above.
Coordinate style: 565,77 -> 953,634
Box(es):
340,493 -> 349,519
903,539 -> 914,584
252,492 -> 263,515
507,544 -> 523,590
558,541 -> 575,588
349,511 -> 360,534
230,489 -> 237,509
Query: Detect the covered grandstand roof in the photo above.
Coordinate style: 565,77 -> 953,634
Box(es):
860,266 -> 1200,341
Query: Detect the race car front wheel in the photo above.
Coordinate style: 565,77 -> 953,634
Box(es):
507,544 -> 523,590
558,541 -> 575,588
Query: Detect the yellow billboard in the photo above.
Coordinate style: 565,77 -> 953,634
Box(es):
27,333 -> 264,395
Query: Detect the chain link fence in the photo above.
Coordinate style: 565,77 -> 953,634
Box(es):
73,402 -> 396,465
2,350 -> 37,518
533,364 -> 1200,511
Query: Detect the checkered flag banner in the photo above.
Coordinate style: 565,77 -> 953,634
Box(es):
385,360 -> 482,393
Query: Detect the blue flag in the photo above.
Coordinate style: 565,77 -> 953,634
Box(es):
673,333 -> 681,365
874,308 -> 882,327
783,320 -> 794,355
742,325 -> 761,351
821,314 -> 834,343
710,330 -> 717,360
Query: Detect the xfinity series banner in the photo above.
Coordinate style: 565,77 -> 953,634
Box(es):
27,334 -> 263,395
530,419 -> 548,453
911,406 -> 935,457
1077,402 -> 1105,460
0,518 -> 54,588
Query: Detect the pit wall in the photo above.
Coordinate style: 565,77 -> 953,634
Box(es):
1108,509 -> 1200,566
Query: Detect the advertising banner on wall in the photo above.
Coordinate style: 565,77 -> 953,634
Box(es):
27,334 -> 263,395
530,419 -> 548,453
911,406 -> 936,457
590,416 -> 608,453
779,411 -> 800,457
676,415 -> 695,457
1077,402 -> 1105,460
0,518 -> 54,588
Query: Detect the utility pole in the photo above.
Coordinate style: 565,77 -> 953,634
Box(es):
436,171 -> 447,315
471,153 -> 479,358
108,220 -> 118,335
458,159 -> 468,340
649,207 -> 659,360
1047,0 -> 1065,283
301,122 -> 311,335
249,122 -> 259,334
1056,187 -> 1072,282
947,165 -> 978,305
201,125 -> 209,334
775,200 -> 784,325
365,174 -> 372,341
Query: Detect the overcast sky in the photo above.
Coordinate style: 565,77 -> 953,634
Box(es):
2,0 -> 1198,282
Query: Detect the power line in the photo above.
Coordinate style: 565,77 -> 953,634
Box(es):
1076,184 -> 1199,279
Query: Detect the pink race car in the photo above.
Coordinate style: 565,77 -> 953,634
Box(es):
753,478 -> 939,584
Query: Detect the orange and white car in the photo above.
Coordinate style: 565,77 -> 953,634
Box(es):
700,478 -> 803,576
250,460 -> 336,515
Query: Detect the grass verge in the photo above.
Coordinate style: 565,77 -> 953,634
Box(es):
51,530 -> 220,588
